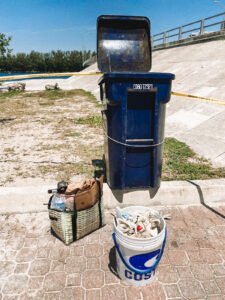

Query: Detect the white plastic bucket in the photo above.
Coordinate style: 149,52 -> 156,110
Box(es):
113,206 -> 166,286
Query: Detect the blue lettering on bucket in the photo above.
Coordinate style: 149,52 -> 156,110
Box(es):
134,273 -> 142,281
129,250 -> 160,271
125,270 -> 132,279
125,269 -> 154,281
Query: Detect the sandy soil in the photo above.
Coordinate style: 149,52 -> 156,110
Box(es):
0,90 -> 103,187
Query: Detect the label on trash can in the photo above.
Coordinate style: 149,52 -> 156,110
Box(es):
133,83 -> 153,90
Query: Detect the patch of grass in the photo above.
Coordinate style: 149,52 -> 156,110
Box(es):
25,90 -> 65,99
74,115 -> 102,127
64,131 -> 81,138
2,175 -> 14,185
35,89 -> 100,107
37,143 -> 63,152
38,162 -> 94,181
74,89 -> 96,101
6,176 -> 14,182
37,142 -> 103,180
25,89 -> 98,102
0,90 -> 25,99
75,89 -> 102,108
38,99 -> 55,106
0,99 -> 30,119
162,138 -> 225,180
4,147 -> 15,154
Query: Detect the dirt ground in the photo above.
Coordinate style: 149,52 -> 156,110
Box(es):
0,90 -> 103,187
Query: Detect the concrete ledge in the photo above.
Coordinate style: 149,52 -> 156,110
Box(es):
103,179 -> 225,208
0,179 -> 224,214
0,185 -> 51,214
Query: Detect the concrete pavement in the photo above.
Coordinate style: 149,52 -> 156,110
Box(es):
0,204 -> 224,299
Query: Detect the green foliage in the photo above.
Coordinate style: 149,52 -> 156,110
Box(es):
74,115 -> 102,127
0,33 -> 11,56
25,89 -> 98,101
163,138 -> 225,180
77,90 -> 102,108
0,50 -> 94,73
0,90 -> 24,99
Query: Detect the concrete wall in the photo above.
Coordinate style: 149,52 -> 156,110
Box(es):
152,39 -> 225,99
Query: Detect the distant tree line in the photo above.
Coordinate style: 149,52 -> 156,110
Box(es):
0,33 -> 11,56
0,50 -> 96,73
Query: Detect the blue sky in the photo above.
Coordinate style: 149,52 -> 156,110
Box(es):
0,0 -> 224,53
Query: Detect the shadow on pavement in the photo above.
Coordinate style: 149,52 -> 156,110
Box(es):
108,246 -> 120,279
187,180 -> 225,219
111,186 -> 160,204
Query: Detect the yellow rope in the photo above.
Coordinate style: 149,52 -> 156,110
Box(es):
1,72 -> 224,107
172,91 -> 225,107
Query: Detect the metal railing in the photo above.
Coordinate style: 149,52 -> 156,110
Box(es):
152,12 -> 225,49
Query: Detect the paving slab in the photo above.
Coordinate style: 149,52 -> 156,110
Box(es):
0,204 -> 224,299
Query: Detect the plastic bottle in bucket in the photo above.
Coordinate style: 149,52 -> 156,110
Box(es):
112,206 -> 166,286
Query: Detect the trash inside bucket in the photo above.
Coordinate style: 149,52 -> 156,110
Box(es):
112,206 -> 166,286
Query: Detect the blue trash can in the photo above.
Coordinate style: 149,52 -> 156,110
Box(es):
97,15 -> 175,189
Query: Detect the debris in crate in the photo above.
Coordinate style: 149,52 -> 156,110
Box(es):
48,177 -> 102,212
66,178 -> 95,194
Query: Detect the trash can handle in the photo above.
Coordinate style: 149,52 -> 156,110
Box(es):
101,110 -> 164,148
112,227 -> 167,275
104,133 -> 164,148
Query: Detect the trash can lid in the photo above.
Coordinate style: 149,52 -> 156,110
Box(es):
97,15 -> 152,73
